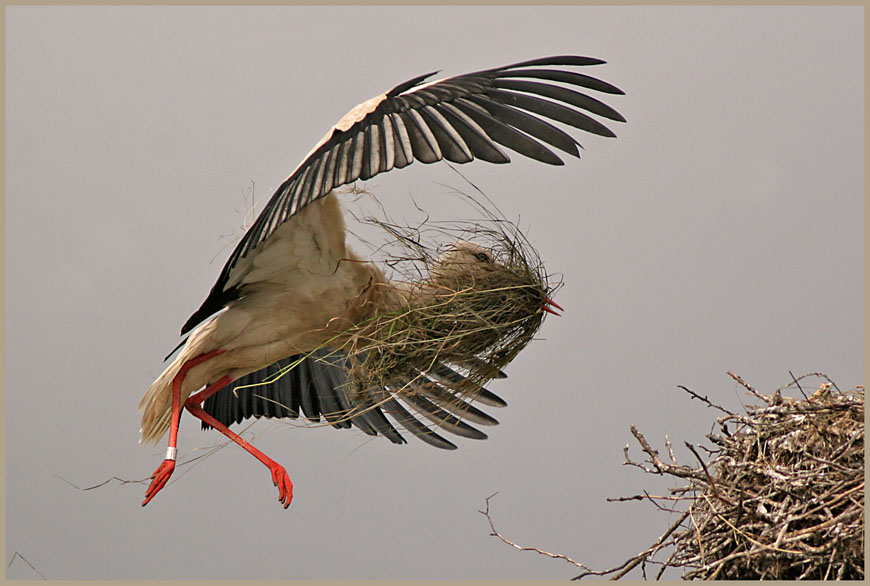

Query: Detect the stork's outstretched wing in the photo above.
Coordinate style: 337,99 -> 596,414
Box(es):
182,55 -> 624,334
201,350 -> 508,450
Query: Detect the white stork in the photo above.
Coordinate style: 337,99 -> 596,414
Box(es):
140,55 -> 625,508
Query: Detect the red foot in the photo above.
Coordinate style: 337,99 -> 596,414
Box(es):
270,464 -> 294,509
142,459 -> 175,506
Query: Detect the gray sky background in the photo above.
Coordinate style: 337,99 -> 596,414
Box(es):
5,5 -> 864,580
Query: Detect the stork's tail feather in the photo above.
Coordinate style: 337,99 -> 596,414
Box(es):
140,314 -> 226,445
138,354 -> 187,445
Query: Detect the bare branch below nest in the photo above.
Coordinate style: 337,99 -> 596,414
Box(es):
479,493 -> 598,574
479,493 -> 689,580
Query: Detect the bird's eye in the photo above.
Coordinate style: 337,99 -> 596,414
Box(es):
473,251 -> 492,263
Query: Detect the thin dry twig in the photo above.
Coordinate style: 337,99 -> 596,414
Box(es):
479,493 -> 598,574
7,551 -> 47,580
625,425 -> 705,482
677,385 -> 731,415
575,510 -> 691,581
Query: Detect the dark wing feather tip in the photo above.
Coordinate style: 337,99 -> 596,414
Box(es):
387,70 -> 441,97
497,55 -> 607,69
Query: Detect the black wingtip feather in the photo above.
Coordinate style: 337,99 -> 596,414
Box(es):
499,55 -> 607,69
387,70 -> 440,98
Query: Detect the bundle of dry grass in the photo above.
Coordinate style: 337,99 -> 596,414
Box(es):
340,211 -> 557,408
613,373 -> 864,580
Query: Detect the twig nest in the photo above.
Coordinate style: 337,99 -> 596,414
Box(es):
677,382 -> 863,579
625,375 -> 864,580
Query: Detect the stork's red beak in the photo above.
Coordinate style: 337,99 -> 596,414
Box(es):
541,297 -> 564,316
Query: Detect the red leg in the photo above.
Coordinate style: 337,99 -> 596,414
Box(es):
186,374 -> 233,405
184,388 -> 294,509
142,349 -> 225,506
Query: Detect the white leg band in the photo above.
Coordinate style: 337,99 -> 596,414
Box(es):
165,447 -> 177,461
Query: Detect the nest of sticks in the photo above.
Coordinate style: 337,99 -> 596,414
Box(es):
612,373 -> 864,580
325,185 -> 560,411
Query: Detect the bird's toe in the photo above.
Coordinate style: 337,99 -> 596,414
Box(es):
269,464 -> 294,509
142,459 -> 176,506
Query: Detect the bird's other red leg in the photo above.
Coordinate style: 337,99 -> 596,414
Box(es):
142,349 -> 225,506
184,384 -> 294,509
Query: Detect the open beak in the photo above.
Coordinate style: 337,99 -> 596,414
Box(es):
541,296 -> 564,316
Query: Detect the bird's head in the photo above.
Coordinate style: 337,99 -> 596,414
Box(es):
427,240 -> 563,316
428,240 -> 502,286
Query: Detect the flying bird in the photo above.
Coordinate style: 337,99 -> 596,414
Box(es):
140,55 -> 625,508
